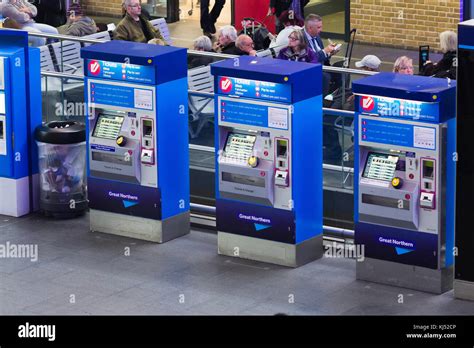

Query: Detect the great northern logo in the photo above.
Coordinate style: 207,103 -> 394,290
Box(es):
219,77 -> 233,93
88,60 -> 101,76
360,96 -> 375,112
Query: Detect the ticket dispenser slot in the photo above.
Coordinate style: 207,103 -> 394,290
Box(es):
420,158 -> 436,209
141,118 -> 154,165
0,115 -> 5,156
275,138 -> 289,187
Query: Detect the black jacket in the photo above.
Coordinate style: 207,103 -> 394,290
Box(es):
423,50 -> 456,79
270,0 -> 310,17
37,0 -> 67,27
221,42 -> 247,55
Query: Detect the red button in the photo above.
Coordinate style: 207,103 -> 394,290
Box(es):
260,171 -> 266,177
131,130 -> 136,136
409,174 -> 414,179
405,194 -> 411,200
128,150 -> 133,155
264,151 -> 268,156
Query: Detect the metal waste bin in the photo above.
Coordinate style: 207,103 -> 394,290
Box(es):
35,121 -> 87,218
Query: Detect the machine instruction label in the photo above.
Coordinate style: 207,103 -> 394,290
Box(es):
219,98 -> 289,130
89,82 -> 154,111
217,76 -> 291,102
361,118 -> 436,150
86,59 -> 155,84
358,95 -> 439,122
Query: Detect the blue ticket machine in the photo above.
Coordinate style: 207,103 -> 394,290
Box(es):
81,41 -> 190,242
353,72 -> 456,293
0,30 -> 41,217
455,20 -> 474,301
211,56 -> 323,267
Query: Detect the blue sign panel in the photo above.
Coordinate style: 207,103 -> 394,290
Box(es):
219,98 -> 289,130
90,82 -> 153,110
86,59 -> 155,84
358,95 -> 439,122
361,118 -> 436,150
217,76 -> 291,102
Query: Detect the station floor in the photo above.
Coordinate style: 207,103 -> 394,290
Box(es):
1,213 -> 474,315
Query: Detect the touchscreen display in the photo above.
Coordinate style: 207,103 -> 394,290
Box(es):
363,152 -> 399,182
93,114 -> 124,140
224,133 -> 256,161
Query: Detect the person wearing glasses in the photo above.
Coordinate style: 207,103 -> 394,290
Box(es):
393,56 -> 414,75
114,0 -> 165,43
276,29 -> 318,63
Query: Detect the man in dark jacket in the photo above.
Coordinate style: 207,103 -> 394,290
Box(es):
114,0 -> 165,43
268,0 -> 309,33
58,3 -> 98,37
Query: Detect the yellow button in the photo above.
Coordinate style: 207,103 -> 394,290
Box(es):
432,95 -> 438,100
147,59 -> 152,64
284,77 -> 289,82
116,136 -> 124,146
248,156 -> 258,168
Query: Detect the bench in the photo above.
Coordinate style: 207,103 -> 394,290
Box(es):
150,18 -> 172,45
187,65 -> 214,139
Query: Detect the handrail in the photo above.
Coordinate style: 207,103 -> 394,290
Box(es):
42,71 -> 85,80
0,27 -> 107,44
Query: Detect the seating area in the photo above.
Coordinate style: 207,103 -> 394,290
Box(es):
38,18 -> 171,75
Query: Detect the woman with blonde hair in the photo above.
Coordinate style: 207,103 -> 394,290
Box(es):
422,31 -> 457,79
393,56 -> 414,75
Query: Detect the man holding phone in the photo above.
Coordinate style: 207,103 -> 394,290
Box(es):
300,13 -> 340,95
301,13 -> 339,66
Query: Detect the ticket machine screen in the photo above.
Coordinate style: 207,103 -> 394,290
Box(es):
363,152 -> 399,182
93,114 -> 124,140
223,132 -> 256,163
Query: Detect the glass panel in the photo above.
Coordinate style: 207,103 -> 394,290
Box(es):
143,0 -> 168,18
304,0 -> 346,36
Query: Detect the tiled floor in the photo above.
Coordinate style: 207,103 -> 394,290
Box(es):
1,213 -> 473,315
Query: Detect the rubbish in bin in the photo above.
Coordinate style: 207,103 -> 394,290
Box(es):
35,121 -> 87,218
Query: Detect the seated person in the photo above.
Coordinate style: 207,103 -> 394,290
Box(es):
422,31 -> 457,79
276,29 -> 318,63
58,3 -> 98,37
270,10 -> 303,49
188,35 -> 215,68
214,25 -> 240,55
393,56 -> 414,75
235,35 -> 257,56
114,0 -> 165,43
2,0 -> 58,46
327,55 -> 381,111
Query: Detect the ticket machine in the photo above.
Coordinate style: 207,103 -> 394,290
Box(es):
0,30 -> 41,217
81,41 -> 190,242
353,72 -> 456,293
455,20 -> 474,301
211,56 -> 323,267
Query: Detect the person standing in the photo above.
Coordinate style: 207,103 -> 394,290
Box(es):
200,0 -> 226,37
268,0 -> 309,33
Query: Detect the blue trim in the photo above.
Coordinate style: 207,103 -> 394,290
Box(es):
293,96 -> 323,243
446,117 -> 456,267
156,77 -> 190,219
459,44 -> 474,50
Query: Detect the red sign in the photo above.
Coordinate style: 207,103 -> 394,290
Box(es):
88,60 -> 101,76
360,96 -> 375,112
219,77 -> 232,93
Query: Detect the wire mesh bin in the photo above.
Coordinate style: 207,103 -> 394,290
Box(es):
35,121 -> 87,218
